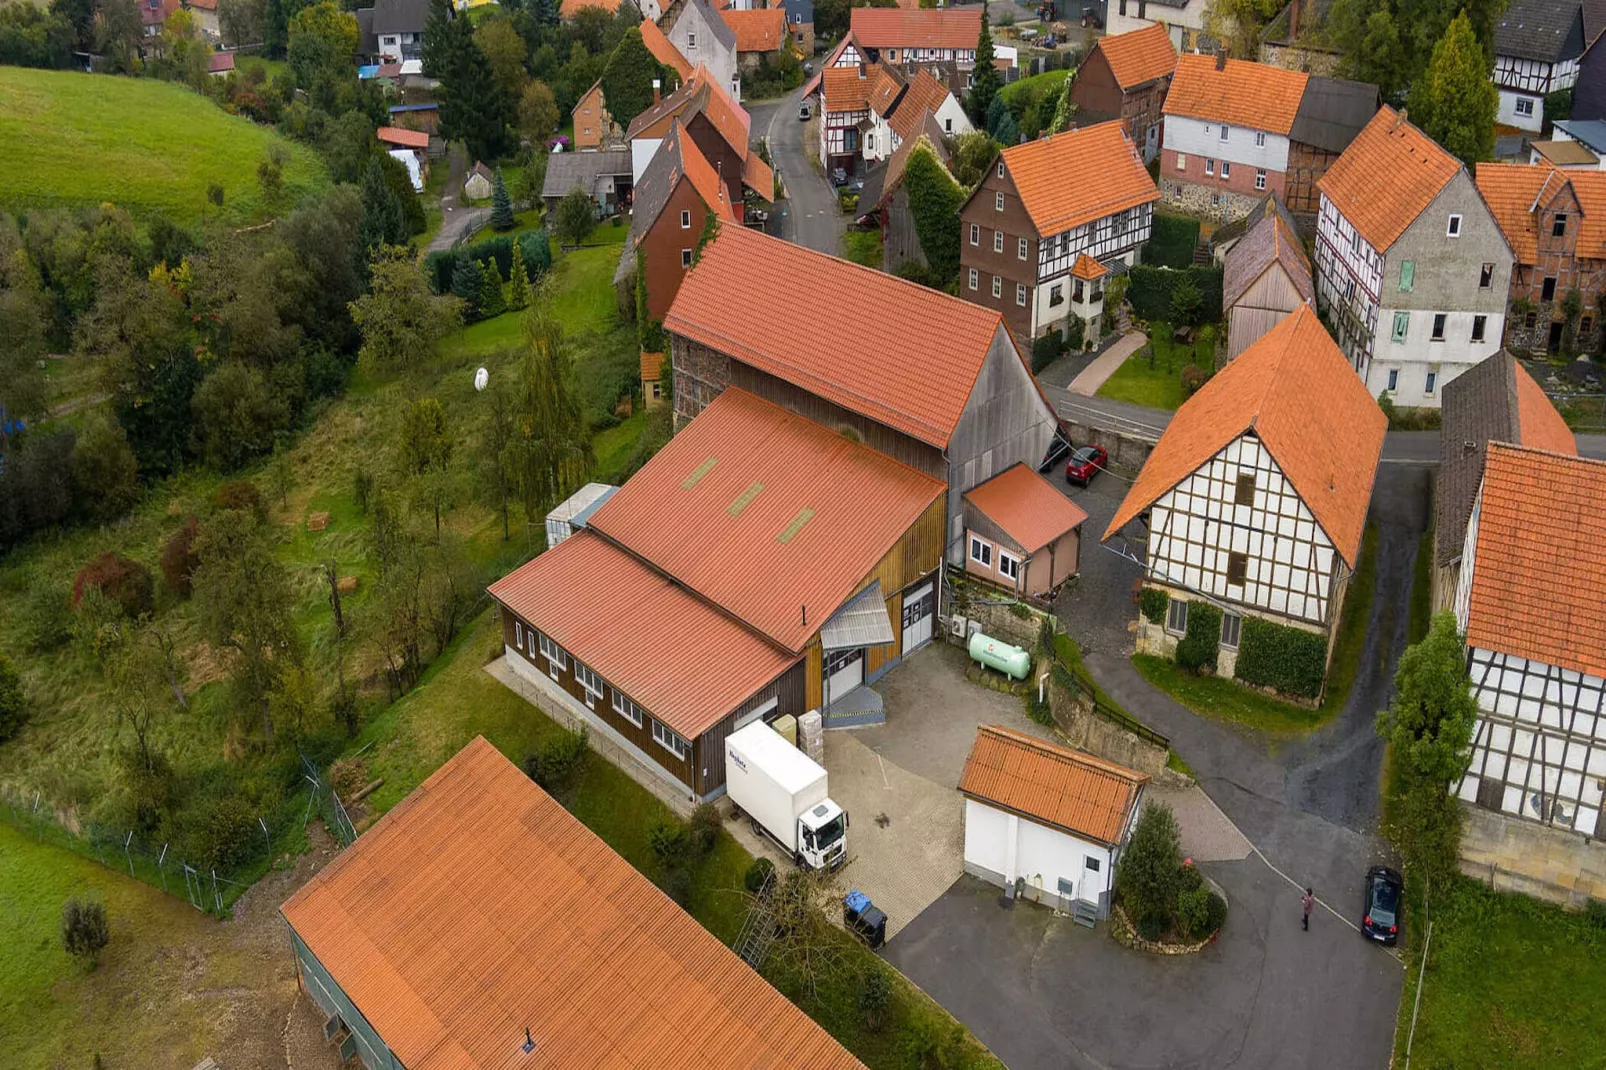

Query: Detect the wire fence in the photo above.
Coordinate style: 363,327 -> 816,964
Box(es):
0,749 -> 359,917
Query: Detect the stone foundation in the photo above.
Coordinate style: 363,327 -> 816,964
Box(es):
1460,802 -> 1606,910
1159,178 -> 1261,225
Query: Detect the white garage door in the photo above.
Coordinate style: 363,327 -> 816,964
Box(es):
901,582 -> 934,652
824,647 -> 864,701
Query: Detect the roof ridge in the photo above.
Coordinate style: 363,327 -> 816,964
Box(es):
975,724 -> 1149,782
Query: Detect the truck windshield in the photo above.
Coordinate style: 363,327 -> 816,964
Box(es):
815,816 -> 845,849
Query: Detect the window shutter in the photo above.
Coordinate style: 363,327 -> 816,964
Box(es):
1399,261 -> 1414,292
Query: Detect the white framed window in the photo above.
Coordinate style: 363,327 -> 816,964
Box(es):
1018,236 -> 1028,260
1516,97 -> 1535,117
1205,158 -> 1215,176
1255,170 -> 1266,190
1447,213 -> 1462,237
1220,612 -> 1242,650
1219,124 -> 1229,142
1220,161 -> 1230,179
968,267 -> 978,290
1166,598 -> 1188,636
1387,368 -> 1398,391
575,661 -> 603,700
995,191 -> 1004,211
538,633 -> 568,673
1176,152 -> 1187,171
969,222 -> 979,245
681,248 -> 692,268
997,161 -> 1005,179
991,275 -> 1002,298
612,689 -> 643,727
1016,283 -> 1027,306
1254,131 -> 1266,147
514,622 -> 524,649
969,536 -> 992,567
680,209 -> 691,229
1426,369 -> 1438,395
998,549 -> 1021,581
993,229 -> 1004,253
652,719 -> 690,760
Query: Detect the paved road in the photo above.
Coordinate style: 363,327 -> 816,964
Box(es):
747,88 -> 845,256
427,143 -> 489,254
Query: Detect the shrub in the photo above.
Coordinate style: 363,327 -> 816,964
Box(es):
648,818 -> 692,870
1586,897 -> 1606,930
212,479 -> 267,522
61,899 -> 111,966
1176,883 -> 1212,938
191,362 -> 290,471
1031,330 -> 1068,372
1139,587 -> 1168,624
1180,364 -> 1210,397
1065,313 -> 1086,351
1127,265 -> 1223,324
423,230 -> 550,294
1234,617 -> 1328,698
689,802 -> 721,858
160,516 -> 203,597
1203,891 -> 1228,936
744,856 -> 776,893
553,187 -> 597,247
905,1014 -> 964,1069
0,653 -> 25,744
71,417 -> 140,524
19,578 -> 74,653
71,552 -> 154,620
1169,276 -> 1204,327
1116,801 -> 1183,933
1025,690 -> 1053,725
858,968 -> 893,1032
1146,213 -> 1201,269
521,726 -> 589,801
1174,601 -> 1221,674
175,791 -> 260,871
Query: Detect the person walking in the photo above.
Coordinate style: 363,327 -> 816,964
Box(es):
1302,887 -> 1315,931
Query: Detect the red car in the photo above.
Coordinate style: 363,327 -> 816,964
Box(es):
1065,444 -> 1107,486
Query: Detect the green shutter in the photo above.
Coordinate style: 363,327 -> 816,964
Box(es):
1399,260 -> 1414,292
1393,311 -> 1409,343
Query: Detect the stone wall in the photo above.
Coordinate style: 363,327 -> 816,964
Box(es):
948,591 -> 1043,649
1159,177 -> 1262,225
1460,803 -> 1606,910
1047,680 -> 1190,788
1060,416 -> 1156,474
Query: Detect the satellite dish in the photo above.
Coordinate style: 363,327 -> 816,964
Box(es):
474,367 -> 489,392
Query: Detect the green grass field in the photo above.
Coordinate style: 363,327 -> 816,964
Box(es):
1096,321 -> 1215,411
842,229 -> 883,268
0,67 -> 326,224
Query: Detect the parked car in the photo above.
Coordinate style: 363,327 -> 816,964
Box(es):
1065,444 -> 1107,486
1038,428 -> 1074,473
799,100 -> 812,121
1361,865 -> 1403,945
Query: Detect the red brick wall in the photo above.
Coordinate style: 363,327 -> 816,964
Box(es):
1162,148 -> 1285,198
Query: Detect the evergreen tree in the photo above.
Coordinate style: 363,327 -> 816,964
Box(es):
968,9 -> 1002,125
263,0 -> 288,58
985,94 -> 1008,140
531,0 -> 559,29
421,0 -> 455,77
507,240 -> 531,310
451,252 -> 483,319
478,258 -> 507,317
357,158 -> 407,269
1407,11 -> 1497,166
439,36 -> 513,162
600,27 -> 664,130
491,167 -> 516,230
993,112 -> 1020,147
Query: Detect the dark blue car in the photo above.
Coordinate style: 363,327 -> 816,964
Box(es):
1362,865 -> 1403,945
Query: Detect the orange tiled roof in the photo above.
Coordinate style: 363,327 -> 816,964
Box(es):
587,388 -> 946,652
888,68 -> 952,141
1071,253 -> 1108,279
850,7 -> 981,49
641,349 -> 664,381
665,225 -> 1042,449
1103,305 -> 1386,568
627,65 -> 752,156
281,738 -> 865,1070
721,7 -> 787,52
1467,444 -> 1606,679
1094,23 -> 1177,90
561,0 -> 620,15
867,63 -> 907,116
959,725 -> 1148,845
1162,53 -> 1308,135
1476,161 -> 1606,263
824,65 -> 874,111
640,19 -> 693,80
1513,360 -> 1578,455
997,121 -> 1158,236
489,532 -> 797,737
376,125 -> 429,149
963,463 -> 1089,552
743,150 -> 774,199
672,119 -> 739,221
1318,106 -> 1461,252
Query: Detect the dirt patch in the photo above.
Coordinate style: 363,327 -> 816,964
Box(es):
306,512 -> 330,532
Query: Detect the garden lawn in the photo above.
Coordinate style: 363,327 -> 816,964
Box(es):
843,228 -> 883,268
1095,321 -> 1214,411
0,67 -> 326,224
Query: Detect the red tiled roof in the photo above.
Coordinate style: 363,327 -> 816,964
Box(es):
641,19 -> 693,80
743,150 -> 774,199
1514,360 -> 1578,455
665,225 -> 1037,449
1094,23 -> 1176,90
1476,161 -> 1606,263
721,7 -> 787,52
627,65 -> 751,156
996,121 -> 1158,236
208,51 -> 235,73
587,388 -> 946,652
641,349 -> 664,381
561,0 -> 621,15
488,532 -> 797,738
281,737 -> 865,1070
867,64 -> 907,116
1318,106 -> 1461,252
1070,254 -> 1108,279
850,8 -> 981,49
1104,305 -> 1386,568
801,35 -> 855,96
824,65 -> 873,112
1163,53 -> 1308,135
376,125 -> 429,149
887,68 -> 952,141
959,725 -> 1148,846
1466,444 -> 1606,679
963,463 -> 1089,553
670,119 -> 739,221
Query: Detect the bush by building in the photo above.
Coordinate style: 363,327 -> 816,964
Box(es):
1127,265 -> 1223,324
1233,617 -> 1328,698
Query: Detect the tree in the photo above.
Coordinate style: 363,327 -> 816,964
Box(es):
0,652 -> 25,743
985,93 -> 1008,139
553,187 -> 597,247
357,156 -> 408,266
482,372 -> 520,540
440,34 -> 514,161
93,0 -> 142,73
1407,11 -> 1497,166
991,110 -> 1020,148
399,396 -> 453,532
160,516 -> 203,597
349,245 -> 463,375
519,79 -> 560,145
191,362 -> 290,471
318,109 -> 376,184
600,26 -> 663,130
287,0 -> 357,89
509,285 -> 593,518
1203,0 -> 1286,59
420,0 -> 454,76
902,142 -> 963,286
70,415 -> 140,524
72,552 -> 154,620
257,145 -> 287,205
491,167 -> 516,231
1377,612 -> 1478,886
1328,0 -> 1506,106
262,0 -> 287,57
1170,276 -> 1204,327
450,251 -> 484,315
217,0 -> 263,48
968,8 -> 1002,125
949,130 -> 1000,187
507,238 -> 532,311
474,16 -> 528,102
478,258 -> 507,317
1115,800 -> 1183,934
61,899 -> 110,967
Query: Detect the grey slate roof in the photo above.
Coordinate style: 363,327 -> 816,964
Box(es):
1437,353 -> 1523,566
542,150 -> 633,202
370,0 -> 428,35
356,8 -> 378,57
1494,0 -> 1586,62
1554,117 -> 1606,151
614,123 -> 703,285
1289,76 -> 1379,154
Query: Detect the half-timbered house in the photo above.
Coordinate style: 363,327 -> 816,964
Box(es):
1067,23 -> 1177,163
1433,351 -> 1575,614
820,66 -> 873,176
1104,306 -> 1386,696
1282,74 -> 1378,221
848,8 -> 982,69
1315,106 -> 1513,407
859,65 -> 969,165
1452,443 -> 1606,906
1492,0 -> 1599,134
489,387 -> 947,804
666,224 -> 1059,567
958,121 -> 1159,343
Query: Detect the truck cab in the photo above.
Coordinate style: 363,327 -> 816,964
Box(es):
798,800 -> 848,870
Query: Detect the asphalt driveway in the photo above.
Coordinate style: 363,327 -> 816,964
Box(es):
747,87 -> 846,256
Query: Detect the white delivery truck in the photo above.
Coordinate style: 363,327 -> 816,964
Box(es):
726,721 -> 848,870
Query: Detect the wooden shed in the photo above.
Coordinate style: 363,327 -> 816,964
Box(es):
1222,194 -> 1314,359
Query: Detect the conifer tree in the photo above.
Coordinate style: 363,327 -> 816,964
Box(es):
507,240 -> 531,311
451,252 -> 483,319
491,168 -> 516,231
1407,11 -> 1497,166
478,258 -> 506,317
968,9 -> 1002,125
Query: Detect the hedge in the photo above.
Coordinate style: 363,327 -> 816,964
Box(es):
1174,600 -> 1220,673
1127,265 -> 1223,324
1146,214 -> 1201,270
424,229 -> 553,294
1233,616 -> 1328,698
1139,587 -> 1168,624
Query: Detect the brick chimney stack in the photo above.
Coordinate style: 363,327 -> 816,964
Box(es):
653,78 -> 661,104
1216,49 -> 1227,71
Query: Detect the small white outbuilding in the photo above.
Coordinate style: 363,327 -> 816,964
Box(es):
959,724 -> 1148,924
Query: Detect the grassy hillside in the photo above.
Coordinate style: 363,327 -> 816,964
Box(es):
0,68 -> 326,224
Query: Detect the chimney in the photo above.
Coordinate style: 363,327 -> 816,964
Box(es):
1288,0 -> 1300,42
1215,49 -> 1227,71
652,78 -> 661,104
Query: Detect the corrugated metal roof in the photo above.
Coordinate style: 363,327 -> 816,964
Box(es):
819,580 -> 896,650
281,738 -> 865,1070
487,532 -> 798,738
587,388 -> 946,652
962,463 -> 1088,553
958,725 -> 1147,845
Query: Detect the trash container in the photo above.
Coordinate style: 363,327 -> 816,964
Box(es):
843,888 -> 887,950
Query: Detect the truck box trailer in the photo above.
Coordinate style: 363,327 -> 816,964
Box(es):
726,721 -> 847,870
